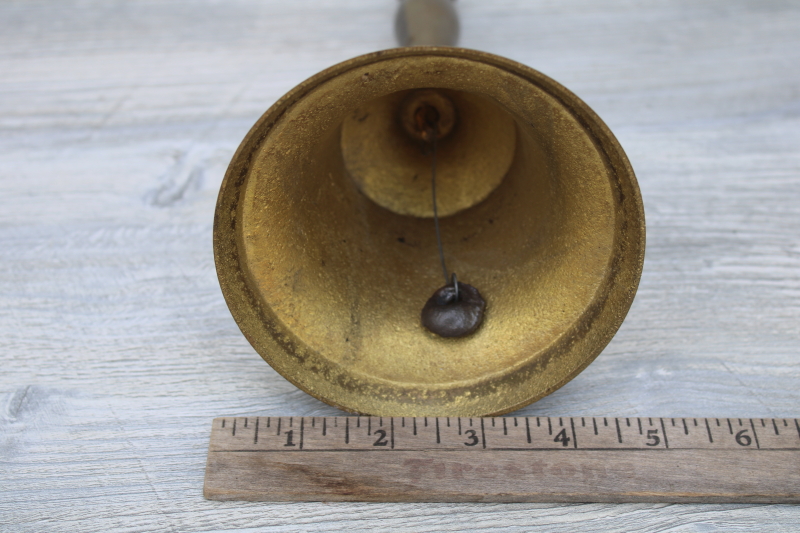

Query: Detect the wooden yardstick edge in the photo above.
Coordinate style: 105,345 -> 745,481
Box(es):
203,417 -> 800,503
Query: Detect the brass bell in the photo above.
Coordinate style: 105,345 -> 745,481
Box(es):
214,1 -> 645,416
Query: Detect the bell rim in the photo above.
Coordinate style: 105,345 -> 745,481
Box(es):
213,46 -> 646,416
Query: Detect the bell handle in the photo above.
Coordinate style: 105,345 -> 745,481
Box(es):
395,0 -> 459,47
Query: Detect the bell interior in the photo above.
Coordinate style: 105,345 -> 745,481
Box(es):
230,52 -> 634,415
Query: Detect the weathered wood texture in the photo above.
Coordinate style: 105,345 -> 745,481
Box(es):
206,450 -> 800,504
1,0 -> 798,531
203,417 -> 800,503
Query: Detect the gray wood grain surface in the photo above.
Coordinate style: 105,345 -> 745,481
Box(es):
1,0 -> 798,531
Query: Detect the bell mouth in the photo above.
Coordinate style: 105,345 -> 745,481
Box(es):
214,47 -> 645,416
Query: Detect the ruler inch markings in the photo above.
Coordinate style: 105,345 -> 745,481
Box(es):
570,417 -> 578,449
750,418 -> 760,449
205,417 -> 800,503
208,418 -> 800,452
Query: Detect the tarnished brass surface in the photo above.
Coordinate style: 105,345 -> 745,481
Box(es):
214,47 -> 645,416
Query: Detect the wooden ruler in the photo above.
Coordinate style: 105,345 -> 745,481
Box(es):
204,416 -> 800,503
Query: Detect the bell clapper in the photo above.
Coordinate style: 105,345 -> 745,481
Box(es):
414,102 -> 486,338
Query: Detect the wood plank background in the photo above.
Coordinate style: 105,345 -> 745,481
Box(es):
1,0 -> 798,530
